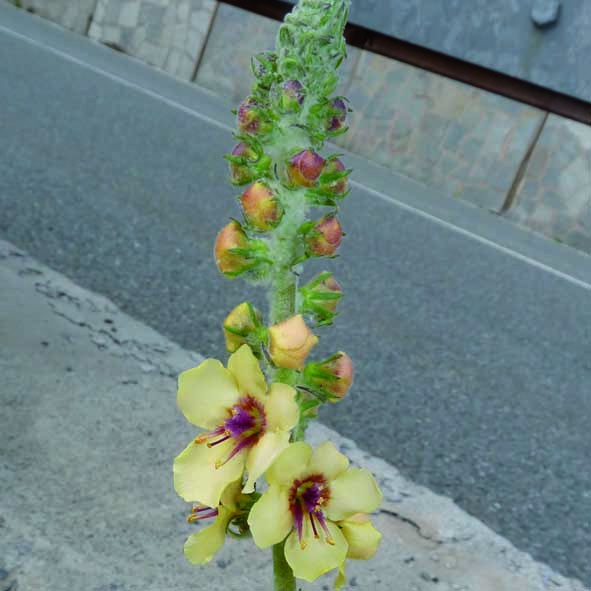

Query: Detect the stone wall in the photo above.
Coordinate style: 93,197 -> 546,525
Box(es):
507,115 -> 591,252
88,0 -> 217,80
17,0 -> 98,34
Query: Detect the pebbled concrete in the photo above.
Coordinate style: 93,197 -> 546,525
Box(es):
1,240 -> 588,591
1,5 -> 591,584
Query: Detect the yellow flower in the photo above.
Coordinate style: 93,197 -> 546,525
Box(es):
334,513 -> 382,589
173,345 -> 299,508
183,480 -> 242,565
248,441 -> 382,582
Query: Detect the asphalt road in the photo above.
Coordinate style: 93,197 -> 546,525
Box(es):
1,5 -> 590,584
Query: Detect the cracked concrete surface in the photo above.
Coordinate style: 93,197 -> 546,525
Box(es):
0,238 -> 587,591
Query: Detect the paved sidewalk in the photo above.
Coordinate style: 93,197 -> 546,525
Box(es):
1,239 -> 587,591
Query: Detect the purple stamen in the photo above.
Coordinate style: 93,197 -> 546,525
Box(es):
207,433 -> 231,448
288,475 -> 332,548
195,395 -> 267,467
195,425 -> 226,444
309,512 -> 319,539
187,507 -> 218,523
314,509 -> 334,544
293,502 -> 305,548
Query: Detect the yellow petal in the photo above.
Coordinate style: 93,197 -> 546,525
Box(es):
184,507 -> 233,565
227,345 -> 267,400
265,383 -> 299,432
308,441 -> 349,481
325,469 -> 382,522
243,431 -> 290,493
339,517 -> 382,560
334,563 -> 346,590
248,485 -> 293,548
284,521 -> 347,582
173,438 -> 245,507
177,359 -> 239,429
220,479 -> 243,511
266,441 -> 312,487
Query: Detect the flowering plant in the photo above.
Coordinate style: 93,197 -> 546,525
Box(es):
173,0 -> 382,588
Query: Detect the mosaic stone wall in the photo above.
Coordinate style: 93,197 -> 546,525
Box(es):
337,50 -> 545,212
88,0 -> 217,80
17,0 -> 98,34
195,3 -> 361,107
506,115 -> 591,253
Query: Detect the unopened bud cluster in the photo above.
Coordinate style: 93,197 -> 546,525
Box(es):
212,0 -> 356,430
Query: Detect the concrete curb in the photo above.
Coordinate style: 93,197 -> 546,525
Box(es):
1,238 -> 587,591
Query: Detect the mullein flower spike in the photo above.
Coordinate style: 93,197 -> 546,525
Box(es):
176,0 -> 383,587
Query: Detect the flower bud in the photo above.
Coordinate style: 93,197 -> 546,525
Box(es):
287,150 -> 326,188
268,314 -> 319,370
280,80 -> 305,111
321,156 -> 348,195
327,97 -> 347,132
223,302 -> 263,353
304,352 -> 354,401
214,221 -> 269,277
237,97 -> 271,135
305,214 -> 343,257
228,142 -> 257,185
240,181 -> 283,232
300,272 -> 342,325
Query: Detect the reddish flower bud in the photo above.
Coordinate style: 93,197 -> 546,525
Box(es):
240,181 -> 283,232
223,302 -> 263,353
237,97 -> 270,135
214,221 -> 249,275
302,272 -> 342,317
328,97 -> 347,132
268,315 -> 319,370
228,142 -> 257,185
214,221 -> 270,278
321,156 -> 348,195
280,80 -> 305,111
307,352 -> 354,400
287,150 -> 326,188
305,214 -> 343,257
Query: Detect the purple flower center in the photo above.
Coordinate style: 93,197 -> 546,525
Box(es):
195,395 -> 266,468
288,474 -> 333,549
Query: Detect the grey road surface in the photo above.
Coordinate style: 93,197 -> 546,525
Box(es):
1,5 -> 590,584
